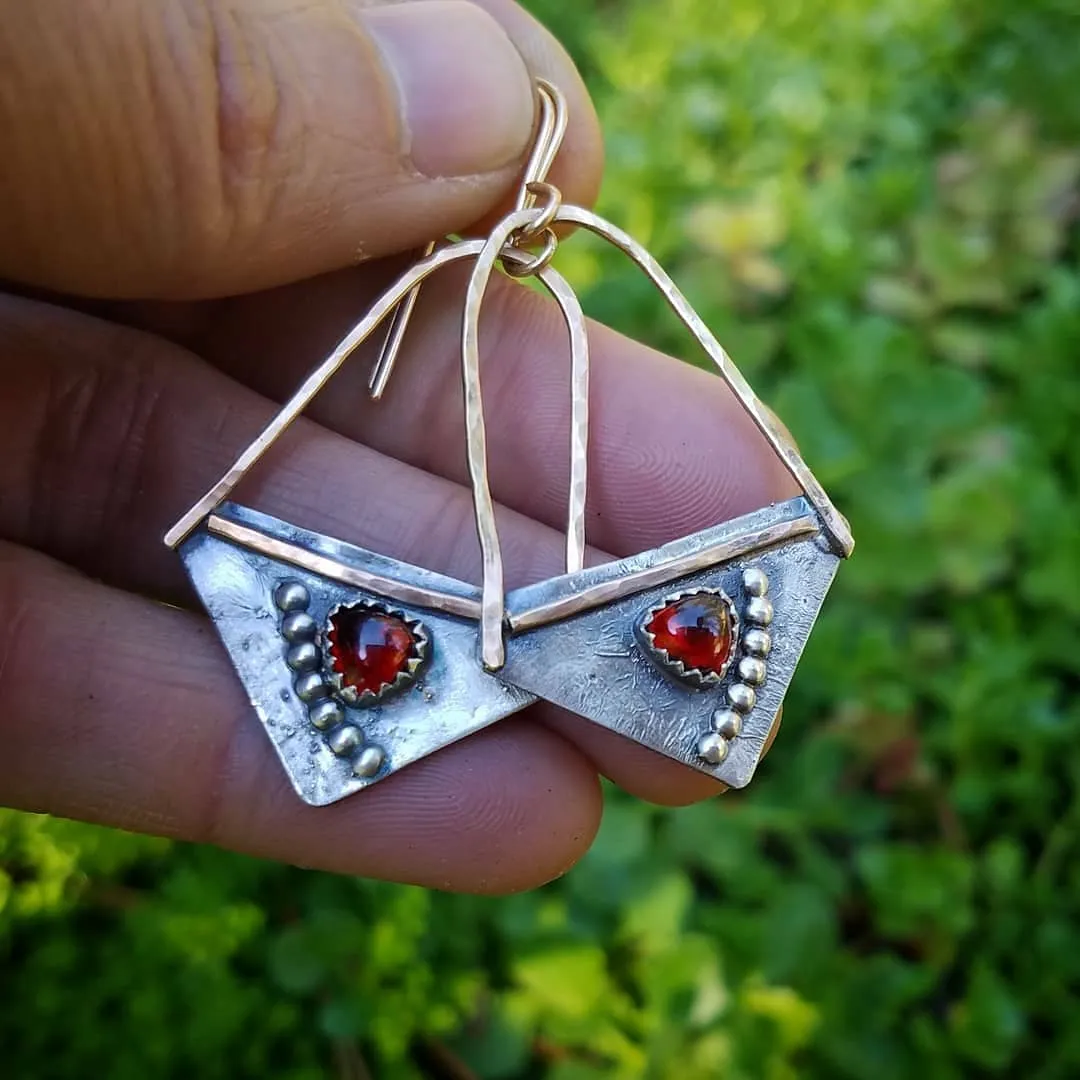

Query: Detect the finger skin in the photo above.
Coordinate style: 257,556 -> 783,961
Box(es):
541,713 -> 727,804
0,541 -> 602,892
0,0 -> 568,298
0,293 -> 723,805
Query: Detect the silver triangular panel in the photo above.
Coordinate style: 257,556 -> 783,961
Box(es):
180,504 -> 535,806
498,498 -> 839,789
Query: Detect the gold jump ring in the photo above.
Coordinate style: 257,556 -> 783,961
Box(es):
503,227 -> 559,279
517,181 -> 562,240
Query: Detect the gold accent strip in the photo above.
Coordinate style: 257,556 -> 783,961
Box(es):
461,209 -> 591,669
508,515 -> 818,633
207,515 -> 483,621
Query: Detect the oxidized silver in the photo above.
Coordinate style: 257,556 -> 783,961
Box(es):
179,503 -> 534,805
497,497 -> 841,789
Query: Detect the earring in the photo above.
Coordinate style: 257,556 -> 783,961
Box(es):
165,81 -> 852,805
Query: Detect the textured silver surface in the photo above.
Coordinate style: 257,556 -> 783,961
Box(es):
180,503 -> 535,806
499,498 -> 840,789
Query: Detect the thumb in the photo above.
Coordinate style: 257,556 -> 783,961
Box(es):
0,0 -> 539,299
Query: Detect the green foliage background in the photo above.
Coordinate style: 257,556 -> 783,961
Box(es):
3,0 -> 1080,1075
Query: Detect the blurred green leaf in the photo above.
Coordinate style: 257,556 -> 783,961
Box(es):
514,945 -> 613,1021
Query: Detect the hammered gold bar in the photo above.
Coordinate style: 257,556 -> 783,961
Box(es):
462,208 -> 591,669
508,514 -> 819,633
163,240 -> 490,551
550,204 -> 855,559
207,515 -> 484,621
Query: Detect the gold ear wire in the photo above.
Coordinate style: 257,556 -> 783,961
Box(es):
461,206 -> 590,670
164,241 -> 467,550
367,239 -> 436,401
515,80 -> 569,213
546,203 -> 855,559
167,75 -> 849,685
359,80 -> 589,671
162,85 -> 580,557
367,80 -> 570,403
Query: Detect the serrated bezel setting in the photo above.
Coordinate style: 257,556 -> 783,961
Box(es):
322,600 -> 430,707
637,587 -> 741,687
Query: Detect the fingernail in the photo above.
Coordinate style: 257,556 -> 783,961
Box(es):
362,0 -> 534,178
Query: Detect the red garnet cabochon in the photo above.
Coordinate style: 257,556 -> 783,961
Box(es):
328,606 -> 417,695
646,593 -> 734,675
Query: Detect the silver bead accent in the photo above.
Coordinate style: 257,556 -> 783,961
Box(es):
738,656 -> 767,686
308,700 -> 343,731
280,611 -> 317,642
745,596 -> 774,627
327,725 -> 362,757
294,672 -> 328,703
353,745 -> 385,778
286,642 -> 320,672
712,709 -> 743,740
743,629 -> 773,658
274,581 -> 309,612
728,683 -> 757,713
697,732 -> 730,765
742,568 -> 770,597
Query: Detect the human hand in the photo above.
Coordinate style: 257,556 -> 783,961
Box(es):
0,0 -> 795,892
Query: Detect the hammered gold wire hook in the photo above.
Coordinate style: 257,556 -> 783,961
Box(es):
514,80 -> 568,214
367,80 -> 569,400
461,205 -> 589,668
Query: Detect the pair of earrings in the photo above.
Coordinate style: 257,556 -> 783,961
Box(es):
166,82 -> 853,806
